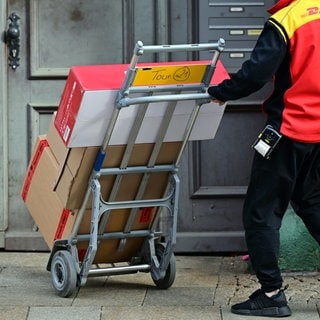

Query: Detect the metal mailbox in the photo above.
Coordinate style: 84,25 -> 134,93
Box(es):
199,0 -> 276,73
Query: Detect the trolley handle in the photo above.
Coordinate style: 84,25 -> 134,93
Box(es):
117,39 -> 225,108
130,39 -> 225,69
136,39 -> 225,55
117,92 -> 211,108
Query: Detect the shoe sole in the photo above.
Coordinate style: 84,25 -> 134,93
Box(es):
231,305 -> 292,317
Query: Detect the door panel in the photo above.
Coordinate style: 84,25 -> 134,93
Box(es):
176,104 -> 267,252
29,0 -> 123,78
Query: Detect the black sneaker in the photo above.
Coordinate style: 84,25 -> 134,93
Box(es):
231,287 -> 292,317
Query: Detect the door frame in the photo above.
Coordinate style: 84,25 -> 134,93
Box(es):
0,0 -> 9,248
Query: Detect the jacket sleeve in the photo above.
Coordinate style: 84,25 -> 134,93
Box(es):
208,21 -> 287,102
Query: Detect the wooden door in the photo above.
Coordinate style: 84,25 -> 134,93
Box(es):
3,0 -> 166,250
2,0 -> 269,253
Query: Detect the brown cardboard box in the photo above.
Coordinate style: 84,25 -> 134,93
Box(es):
76,205 -> 157,263
47,114 -> 99,209
21,136 -> 77,249
77,237 -> 147,264
47,113 -> 182,209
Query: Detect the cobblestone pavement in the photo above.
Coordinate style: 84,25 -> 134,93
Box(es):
0,252 -> 319,319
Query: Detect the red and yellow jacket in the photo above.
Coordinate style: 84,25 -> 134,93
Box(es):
208,0 -> 320,142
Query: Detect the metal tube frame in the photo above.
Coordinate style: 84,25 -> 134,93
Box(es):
78,169 -> 180,285
115,38 -> 225,108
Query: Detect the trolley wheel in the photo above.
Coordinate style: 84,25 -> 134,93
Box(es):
51,250 -> 77,298
152,243 -> 176,289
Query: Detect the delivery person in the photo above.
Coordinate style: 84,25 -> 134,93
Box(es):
208,0 -> 320,317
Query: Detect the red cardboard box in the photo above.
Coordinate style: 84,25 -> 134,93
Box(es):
55,61 -> 229,147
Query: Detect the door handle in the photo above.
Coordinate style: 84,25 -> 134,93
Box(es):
5,13 -> 20,70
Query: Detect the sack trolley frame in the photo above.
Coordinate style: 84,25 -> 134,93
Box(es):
47,39 -> 225,297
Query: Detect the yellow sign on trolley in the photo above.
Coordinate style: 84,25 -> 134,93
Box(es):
133,64 -> 208,86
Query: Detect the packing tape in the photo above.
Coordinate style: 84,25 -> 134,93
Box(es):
54,208 -> 71,241
21,139 -> 49,202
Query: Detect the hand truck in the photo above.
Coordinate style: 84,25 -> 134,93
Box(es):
46,39 -> 225,297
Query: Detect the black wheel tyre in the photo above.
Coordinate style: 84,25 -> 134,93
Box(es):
51,250 -> 77,297
152,243 -> 176,289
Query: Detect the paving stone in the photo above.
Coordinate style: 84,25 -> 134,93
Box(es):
28,306 -> 101,320
143,287 -> 215,306
101,306 -> 222,320
0,306 -> 28,320
0,253 -> 318,320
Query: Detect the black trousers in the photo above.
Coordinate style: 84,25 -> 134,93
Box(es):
243,136 -> 320,293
